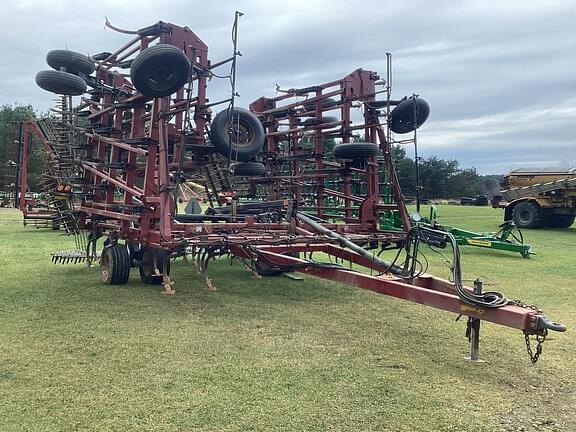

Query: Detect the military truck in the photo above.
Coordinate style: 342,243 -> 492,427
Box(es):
494,167 -> 576,228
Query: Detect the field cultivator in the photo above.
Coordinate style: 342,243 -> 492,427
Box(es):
21,17 -> 565,362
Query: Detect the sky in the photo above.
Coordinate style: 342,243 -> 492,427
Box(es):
1,0 -> 574,174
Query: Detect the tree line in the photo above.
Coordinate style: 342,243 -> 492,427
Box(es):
391,144 -> 501,200
0,104 -> 45,192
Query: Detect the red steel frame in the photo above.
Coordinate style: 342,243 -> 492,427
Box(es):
72,24 -> 409,252
249,69 -> 409,230
17,121 -> 61,224
231,244 -> 540,332
24,20 -> 564,344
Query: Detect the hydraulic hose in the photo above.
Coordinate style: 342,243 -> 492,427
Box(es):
296,212 -> 405,276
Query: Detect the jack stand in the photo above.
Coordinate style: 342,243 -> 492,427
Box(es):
161,262 -> 176,296
465,278 -> 486,363
244,264 -> 262,278
161,275 -> 176,296
205,276 -> 217,291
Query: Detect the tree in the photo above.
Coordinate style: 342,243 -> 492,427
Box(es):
390,144 -> 416,195
388,147 -> 489,199
449,167 -> 483,197
418,156 -> 460,199
0,105 -> 37,191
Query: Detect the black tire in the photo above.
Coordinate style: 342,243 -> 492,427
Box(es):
270,108 -> 291,118
92,51 -> 112,61
46,50 -> 95,75
303,98 -> 338,112
389,97 -> 430,134
186,144 -> 217,156
127,241 -> 143,267
512,201 -> 544,228
100,244 -> 131,285
139,247 -> 170,285
130,44 -> 191,97
210,108 -> 265,162
301,116 -> 338,126
333,142 -> 379,159
546,215 -> 575,228
231,161 -> 266,176
35,70 -> 87,95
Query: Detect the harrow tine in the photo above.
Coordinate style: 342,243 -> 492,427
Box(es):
50,249 -> 89,265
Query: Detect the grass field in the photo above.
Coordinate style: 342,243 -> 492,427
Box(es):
0,206 -> 574,431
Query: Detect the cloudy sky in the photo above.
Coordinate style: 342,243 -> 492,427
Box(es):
1,0 -> 574,174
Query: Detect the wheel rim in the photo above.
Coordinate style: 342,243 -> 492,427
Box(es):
519,209 -> 532,224
227,119 -> 254,148
100,251 -> 111,282
145,66 -> 177,93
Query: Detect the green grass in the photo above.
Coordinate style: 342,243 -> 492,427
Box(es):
0,206 -> 574,431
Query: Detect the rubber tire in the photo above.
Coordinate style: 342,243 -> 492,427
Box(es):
139,247 -> 170,285
303,98 -> 338,112
127,241 -> 143,267
512,201 -> 544,228
546,215 -> 575,228
333,142 -> 379,159
186,144 -> 217,156
35,70 -> 87,95
210,107 -> 265,162
231,161 -> 266,176
301,116 -> 338,126
100,244 -> 131,285
389,97 -> 430,134
46,50 -> 95,75
130,44 -> 191,97
92,51 -> 112,61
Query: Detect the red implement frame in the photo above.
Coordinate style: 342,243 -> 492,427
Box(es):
17,120 -> 66,228
24,20 -> 564,354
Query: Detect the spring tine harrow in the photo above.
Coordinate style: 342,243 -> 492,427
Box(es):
51,249 -> 99,265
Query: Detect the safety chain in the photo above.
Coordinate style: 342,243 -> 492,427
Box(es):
509,299 -> 547,364
523,328 -> 548,364
508,298 -> 543,314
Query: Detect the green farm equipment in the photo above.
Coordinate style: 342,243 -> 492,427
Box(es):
444,222 -> 532,258
426,207 -> 533,258
380,207 -> 533,257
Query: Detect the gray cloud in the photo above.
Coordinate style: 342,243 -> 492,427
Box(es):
1,0 -> 574,174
